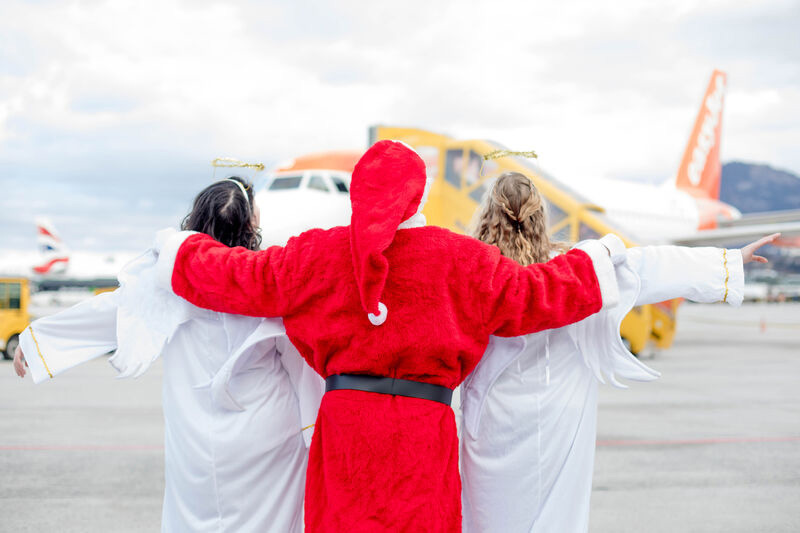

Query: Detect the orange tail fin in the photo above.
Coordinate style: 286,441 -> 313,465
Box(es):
675,70 -> 727,199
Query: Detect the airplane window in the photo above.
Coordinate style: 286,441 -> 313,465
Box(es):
331,177 -> 349,193
7,282 -> 20,310
269,176 -> 303,190
444,149 -> 463,189
308,175 -> 330,192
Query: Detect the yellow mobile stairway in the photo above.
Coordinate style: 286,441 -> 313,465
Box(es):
370,125 -> 679,354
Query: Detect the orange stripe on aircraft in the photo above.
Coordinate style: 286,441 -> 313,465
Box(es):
276,150 -> 363,173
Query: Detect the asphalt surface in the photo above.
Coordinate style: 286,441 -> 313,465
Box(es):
1,302 -> 798,532
590,303 -> 800,533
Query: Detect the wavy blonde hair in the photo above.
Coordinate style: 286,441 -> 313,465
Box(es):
472,172 -> 567,265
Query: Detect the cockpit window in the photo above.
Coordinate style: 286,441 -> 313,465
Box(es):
308,175 -> 330,192
331,177 -> 349,193
269,176 -> 302,190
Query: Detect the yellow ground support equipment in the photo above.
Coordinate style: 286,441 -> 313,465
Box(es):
370,125 -> 678,354
0,277 -> 30,360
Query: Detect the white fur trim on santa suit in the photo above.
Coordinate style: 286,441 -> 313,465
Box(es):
154,228 -> 198,292
573,235 -> 623,310
368,302 -> 388,326
599,233 -> 628,266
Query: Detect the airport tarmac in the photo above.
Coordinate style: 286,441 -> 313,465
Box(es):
1,302 -> 798,532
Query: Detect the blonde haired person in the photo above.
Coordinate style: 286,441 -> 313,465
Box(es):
460,172 -> 777,533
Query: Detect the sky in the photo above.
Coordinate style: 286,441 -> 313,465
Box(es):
1,0 -> 798,251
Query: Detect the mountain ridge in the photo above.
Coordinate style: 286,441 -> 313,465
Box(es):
721,162 -> 800,213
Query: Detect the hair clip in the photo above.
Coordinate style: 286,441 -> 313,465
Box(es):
223,178 -> 249,201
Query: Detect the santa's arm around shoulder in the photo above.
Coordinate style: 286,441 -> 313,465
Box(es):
480,234 -> 620,337
155,229 -> 294,317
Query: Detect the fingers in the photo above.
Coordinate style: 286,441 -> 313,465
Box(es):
14,357 -> 26,378
744,233 -> 781,263
756,233 -> 781,248
13,347 -> 27,378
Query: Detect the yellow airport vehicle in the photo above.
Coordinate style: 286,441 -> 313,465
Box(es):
370,125 -> 679,354
0,277 -> 30,360
649,299 -> 680,349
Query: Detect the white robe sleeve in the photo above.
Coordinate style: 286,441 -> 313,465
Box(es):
626,244 -> 744,306
277,336 -> 325,448
18,291 -> 119,384
569,237 -> 745,388
202,317 -> 323,448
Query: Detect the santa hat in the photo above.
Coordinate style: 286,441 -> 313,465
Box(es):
350,140 -> 429,326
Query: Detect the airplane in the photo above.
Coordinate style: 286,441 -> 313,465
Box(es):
253,152 -> 357,246
0,217 -> 138,290
570,70 -> 800,247
249,70 -> 800,251
245,69 -> 799,355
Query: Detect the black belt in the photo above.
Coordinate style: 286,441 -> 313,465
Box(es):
325,374 -> 453,406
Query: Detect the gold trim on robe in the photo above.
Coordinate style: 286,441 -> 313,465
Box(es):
27,326 -> 53,379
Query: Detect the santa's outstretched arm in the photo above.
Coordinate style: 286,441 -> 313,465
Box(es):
479,239 -> 619,338
156,229 -> 295,318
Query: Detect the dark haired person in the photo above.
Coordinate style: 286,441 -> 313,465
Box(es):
14,177 -> 323,532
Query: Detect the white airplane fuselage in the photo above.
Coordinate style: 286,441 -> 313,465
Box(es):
575,178 -> 740,244
255,169 -> 352,247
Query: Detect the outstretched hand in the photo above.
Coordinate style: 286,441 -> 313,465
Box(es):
13,346 -> 27,378
741,233 -> 780,264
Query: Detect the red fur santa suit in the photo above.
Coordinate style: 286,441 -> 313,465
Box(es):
156,141 -> 619,532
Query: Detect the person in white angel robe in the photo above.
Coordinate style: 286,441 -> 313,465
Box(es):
460,171 -> 778,533
14,177 -> 324,533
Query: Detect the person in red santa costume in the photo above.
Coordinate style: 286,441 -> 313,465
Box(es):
155,140 -> 620,532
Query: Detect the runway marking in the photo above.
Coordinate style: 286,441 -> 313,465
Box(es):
0,444 -> 163,451
597,436 -> 800,447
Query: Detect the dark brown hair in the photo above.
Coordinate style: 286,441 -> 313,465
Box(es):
181,176 -> 262,250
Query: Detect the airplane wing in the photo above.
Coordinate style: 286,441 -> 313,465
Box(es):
717,209 -> 800,227
671,215 -> 800,247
